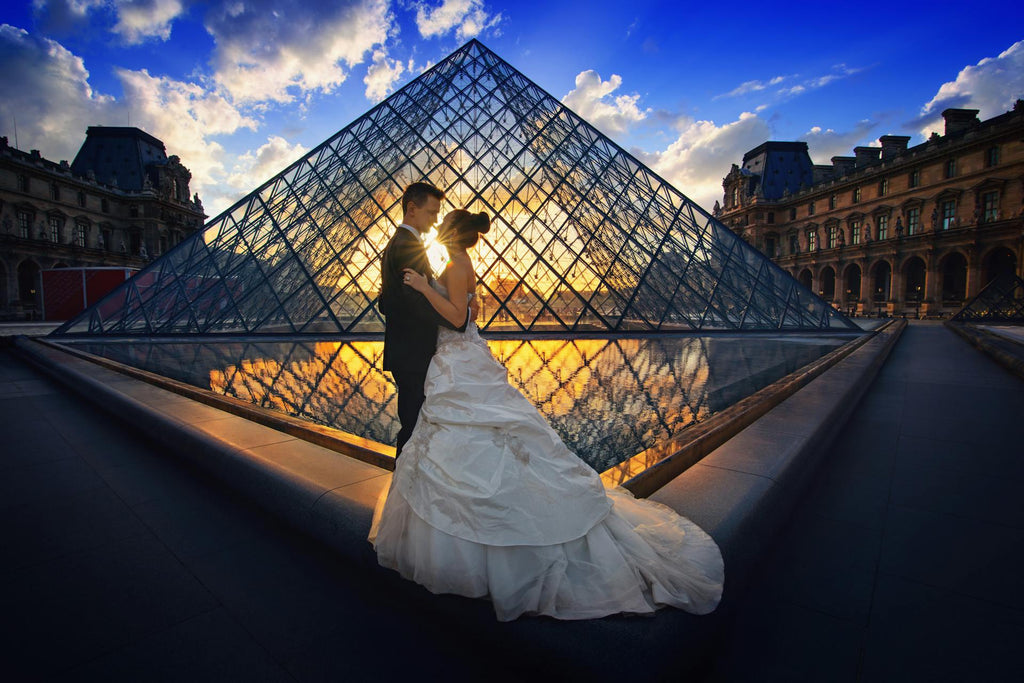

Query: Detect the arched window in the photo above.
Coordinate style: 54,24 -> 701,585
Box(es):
903,257 -> 926,300
940,253 -> 967,302
820,266 -> 836,301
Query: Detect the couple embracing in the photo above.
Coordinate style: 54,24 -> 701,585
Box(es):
370,182 -> 724,622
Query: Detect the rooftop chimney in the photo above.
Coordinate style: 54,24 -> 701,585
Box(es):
854,146 -> 881,167
879,135 -> 911,161
942,108 -> 980,136
831,156 -> 856,176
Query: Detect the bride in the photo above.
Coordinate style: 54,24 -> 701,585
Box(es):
369,209 -> 724,621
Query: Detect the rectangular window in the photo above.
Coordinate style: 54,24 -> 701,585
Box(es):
77,191 -> 86,208
75,222 -> 87,247
17,175 -> 29,192
808,201 -> 815,216
48,216 -> 61,242
765,236 -> 777,258
807,230 -> 817,251
985,146 -> 1000,167
789,234 -> 799,254
907,207 -> 920,235
945,159 -> 956,179
853,187 -> 861,203
50,183 -> 60,201
102,228 -> 112,251
879,177 -> 889,196
101,198 -> 109,213
851,220 -> 861,245
767,211 -> 775,224
18,211 -> 32,238
877,215 -> 888,240
827,225 -> 838,249
829,195 -> 837,210
789,208 -> 797,221
982,191 -> 999,222
909,169 -> 920,188
941,200 -> 956,230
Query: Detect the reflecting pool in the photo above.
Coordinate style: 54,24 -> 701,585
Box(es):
64,335 -> 849,472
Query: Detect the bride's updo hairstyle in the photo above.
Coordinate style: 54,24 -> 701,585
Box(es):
442,209 -> 490,249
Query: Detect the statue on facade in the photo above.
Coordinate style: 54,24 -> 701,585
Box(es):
97,231 -> 105,250
838,228 -> 846,247
864,221 -> 872,242
895,216 -> 904,237
713,200 -> 721,215
1,215 -> 11,234
931,209 -> 938,231
139,241 -> 148,259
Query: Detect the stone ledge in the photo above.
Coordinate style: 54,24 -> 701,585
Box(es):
651,319 -> 906,594
945,322 -> 1024,381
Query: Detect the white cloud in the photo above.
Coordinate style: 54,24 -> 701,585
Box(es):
801,120 -> 878,163
715,74 -> 794,100
718,65 -> 860,102
0,24 -> 120,161
111,0 -> 185,44
30,0 -> 106,34
633,112 -> 772,212
363,48 -> 405,102
917,40 -> 1024,139
204,0 -> 394,104
561,70 -> 649,137
415,0 -> 502,41
227,135 -> 308,193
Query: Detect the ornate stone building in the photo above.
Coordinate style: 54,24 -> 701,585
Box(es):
717,103 -> 1024,317
0,126 -> 206,318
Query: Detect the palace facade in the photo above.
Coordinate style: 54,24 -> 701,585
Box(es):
717,103 -> 1024,317
0,127 -> 206,318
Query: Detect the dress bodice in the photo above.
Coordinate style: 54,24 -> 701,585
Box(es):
433,281 -> 480,346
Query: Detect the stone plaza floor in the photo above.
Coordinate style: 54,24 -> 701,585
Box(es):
1,321 -> 1022,681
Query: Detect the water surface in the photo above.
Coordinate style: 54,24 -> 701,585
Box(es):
66,335 -> 849,471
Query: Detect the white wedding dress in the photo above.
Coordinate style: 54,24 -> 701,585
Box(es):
370,291 -> 724,621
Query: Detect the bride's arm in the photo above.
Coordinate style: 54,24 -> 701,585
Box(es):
402,263 -> 468,327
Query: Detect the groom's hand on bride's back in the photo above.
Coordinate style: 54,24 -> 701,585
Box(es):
468,297 -> 480,320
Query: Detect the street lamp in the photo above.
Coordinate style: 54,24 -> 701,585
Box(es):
875,287 -> 884,318
914,285 -> 923,319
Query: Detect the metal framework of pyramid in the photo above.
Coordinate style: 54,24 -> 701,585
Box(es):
54,39 -> 856,337
951,274 -> 1024,322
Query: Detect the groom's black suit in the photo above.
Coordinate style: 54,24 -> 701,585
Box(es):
379,226 -> 466,455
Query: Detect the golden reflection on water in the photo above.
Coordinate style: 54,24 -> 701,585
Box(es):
203,338 -> 717,472
77,335 -> 841,473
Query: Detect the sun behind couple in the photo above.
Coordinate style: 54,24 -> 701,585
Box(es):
371,181 -> 723,621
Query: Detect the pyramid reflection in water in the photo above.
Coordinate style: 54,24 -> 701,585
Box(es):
54,39 -> 854,336
71,336 -> 845,472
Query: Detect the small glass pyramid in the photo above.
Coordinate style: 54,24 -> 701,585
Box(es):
951,274 -> 1024,322
53,39 -> 856,336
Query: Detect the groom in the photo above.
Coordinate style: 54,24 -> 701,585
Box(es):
379,182 -> 476,456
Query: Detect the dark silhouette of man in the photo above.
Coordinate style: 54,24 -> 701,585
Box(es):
379,182 -> 476,455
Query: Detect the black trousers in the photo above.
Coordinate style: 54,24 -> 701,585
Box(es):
392,369 -> 427,457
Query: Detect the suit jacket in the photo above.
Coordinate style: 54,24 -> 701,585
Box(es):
379,227 -> 466,373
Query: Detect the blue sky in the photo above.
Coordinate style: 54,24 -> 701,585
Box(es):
2,0 -> 1022,218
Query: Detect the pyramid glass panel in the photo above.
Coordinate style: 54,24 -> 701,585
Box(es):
951,274 -> 1024,322
53,39 -> 856,337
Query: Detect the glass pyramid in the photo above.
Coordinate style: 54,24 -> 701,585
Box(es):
951,274 -> 1024,322
53,39 -> 856,337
